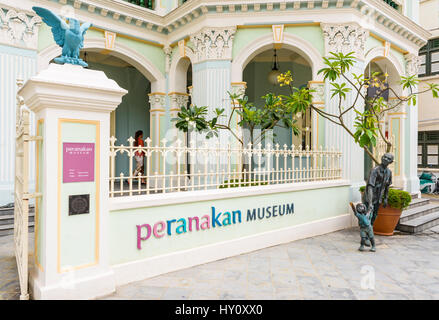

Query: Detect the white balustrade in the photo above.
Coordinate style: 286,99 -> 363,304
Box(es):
109,137 -> 343,197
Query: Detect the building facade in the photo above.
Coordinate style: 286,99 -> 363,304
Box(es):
418,0 -> 439,170
0,0 -> 429,206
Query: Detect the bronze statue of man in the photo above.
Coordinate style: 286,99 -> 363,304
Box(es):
364,153 -> 394,225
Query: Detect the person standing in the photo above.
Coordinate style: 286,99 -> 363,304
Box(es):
133,130 -> 146,184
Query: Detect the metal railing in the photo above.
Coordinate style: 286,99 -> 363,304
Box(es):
109,137 -> 343,197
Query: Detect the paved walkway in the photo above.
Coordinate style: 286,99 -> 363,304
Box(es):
1,227 -> 439,300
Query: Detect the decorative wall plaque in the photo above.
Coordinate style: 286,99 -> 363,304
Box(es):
69,194 -> 90,216
63,142 -> 95,183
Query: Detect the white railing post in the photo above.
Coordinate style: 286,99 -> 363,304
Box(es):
19,63 -> 127,299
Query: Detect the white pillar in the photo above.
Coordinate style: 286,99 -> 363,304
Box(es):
19,63 -> 127,300
149,93 -> 166,175
321,23 -> 369,201
168,92 -> 189,174
404,53 -> 423,194
308,81 -> 325,149
190,27 -> 236,146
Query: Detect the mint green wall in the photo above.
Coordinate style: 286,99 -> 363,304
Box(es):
233,28 -> 272,59
243,60 -> 312,147
365,36 -> 383,53
365,35 -> 406,71
116,36 -> 166,76
88,62 -> 150,177
109,185 -> 349,265
233,26 -> 324,60
60,121 -> 97,269
284,26 -> 325,57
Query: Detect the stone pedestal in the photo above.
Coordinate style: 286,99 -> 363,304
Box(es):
18,63 -> 127,299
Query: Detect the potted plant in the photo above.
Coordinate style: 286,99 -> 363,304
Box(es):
359,186 -> 411,236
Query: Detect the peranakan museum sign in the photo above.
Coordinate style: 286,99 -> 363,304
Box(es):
63,142 -> 95,183
136,203 -> 295,249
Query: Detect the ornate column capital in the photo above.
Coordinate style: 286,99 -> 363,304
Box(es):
0,8 -> 41,50
190,26 -> 236,63
404,53 -> 422,77
321,23 -> 369,60
148,93 -> 166,113
169,92 -> 189,116
230,82 -> 247,99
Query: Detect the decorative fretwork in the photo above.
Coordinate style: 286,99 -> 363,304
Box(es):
321,23 -> 369,60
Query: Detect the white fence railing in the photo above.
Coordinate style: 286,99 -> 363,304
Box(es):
109,137 -> 343,197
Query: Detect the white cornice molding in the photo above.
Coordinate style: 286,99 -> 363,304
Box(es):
10,0 -> 431,51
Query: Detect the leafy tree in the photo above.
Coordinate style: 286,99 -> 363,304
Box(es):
278,52 -> 439,165
173,91 -> 301,147
173,51 -> 439,167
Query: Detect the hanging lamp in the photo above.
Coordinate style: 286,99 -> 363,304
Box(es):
268,49 -> 282,85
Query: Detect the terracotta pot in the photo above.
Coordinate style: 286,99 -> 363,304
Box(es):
373,205 -> 403,236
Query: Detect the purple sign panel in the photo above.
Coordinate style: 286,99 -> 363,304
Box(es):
63,143 -> 95,183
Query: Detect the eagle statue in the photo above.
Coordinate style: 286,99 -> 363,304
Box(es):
33,7 -> 92,67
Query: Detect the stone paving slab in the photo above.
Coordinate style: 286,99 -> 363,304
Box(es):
1,228 -> 439,300
0,234 -> 34,300
96,228 -> 439,300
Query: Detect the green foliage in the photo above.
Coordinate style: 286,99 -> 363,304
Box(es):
317,52 -> 355,81
173,51 -> 439,167
387,189 -> 412,210
173,89 -> 305,146
358,186 -> 411,210
173,105 -> 209,133
330,82 -> 351,100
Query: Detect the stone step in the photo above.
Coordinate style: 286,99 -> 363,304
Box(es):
407,198 -> 430,209
0,207 -> 13,217
399,203 -> 439,223
396,211 -> 439,234
0,213 -> 35,226
411,193 -> 420,200
0,222 -> 34,237
0,206 -> 34,217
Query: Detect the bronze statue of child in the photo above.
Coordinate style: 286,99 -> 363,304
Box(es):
350,202 -> 376,252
